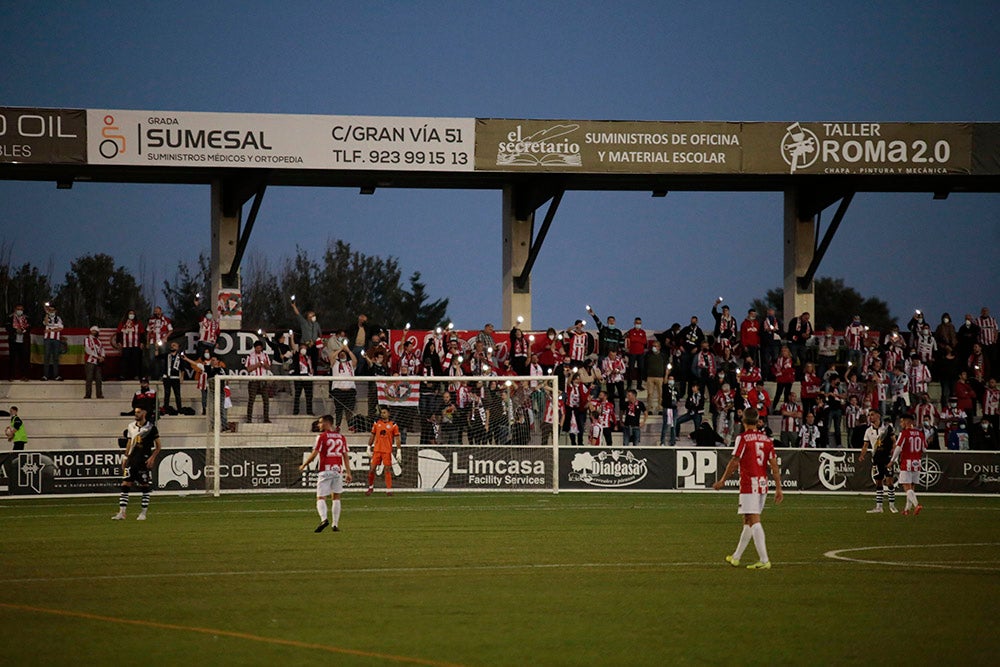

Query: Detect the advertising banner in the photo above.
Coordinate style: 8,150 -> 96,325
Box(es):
86,109 -> 475,172
0,107 -> 87,164
475,119 -> 976,176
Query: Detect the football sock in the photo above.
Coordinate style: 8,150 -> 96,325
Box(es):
734,525 -> 753,560
751,523 -> 769,563
887,485 -> 896,505
367,471 -> 375,488
385,471 -> 393,489
316,499 -> 328,521
119,486 -> 129,509
874,488 -> 883,505
907,489 -> 918,508
332,499 -> 341,526
140,491 -> 150,510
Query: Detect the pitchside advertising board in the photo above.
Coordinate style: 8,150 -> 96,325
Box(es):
0,445 -> 554,495
3,446 -> 998,496
2,106 -> 998,177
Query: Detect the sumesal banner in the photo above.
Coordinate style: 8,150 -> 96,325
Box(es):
85,109 -> 476,171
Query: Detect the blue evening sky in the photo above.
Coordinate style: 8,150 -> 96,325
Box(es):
1,1 -> 997,330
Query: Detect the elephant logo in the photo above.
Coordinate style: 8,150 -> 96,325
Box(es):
158,452 -> 203,489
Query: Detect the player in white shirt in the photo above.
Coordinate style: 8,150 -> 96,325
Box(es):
299,415 -> 353,532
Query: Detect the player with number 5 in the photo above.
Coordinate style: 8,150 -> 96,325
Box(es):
713,407 -> 784,569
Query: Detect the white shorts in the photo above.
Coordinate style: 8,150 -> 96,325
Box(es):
316,469 -> 344,496
898,470 -> 919,485
738,493 -> 767,515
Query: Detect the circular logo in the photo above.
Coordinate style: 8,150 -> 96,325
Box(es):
919,457 -> 943,488
780,123 -> 820,172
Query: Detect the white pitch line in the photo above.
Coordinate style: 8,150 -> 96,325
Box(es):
0,560 -> 823,584
824,542 -> 1000,572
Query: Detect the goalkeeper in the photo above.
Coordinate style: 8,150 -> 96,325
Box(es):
366,407 -> 402,496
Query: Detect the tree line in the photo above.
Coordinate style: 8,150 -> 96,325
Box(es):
0,239 -> 450,333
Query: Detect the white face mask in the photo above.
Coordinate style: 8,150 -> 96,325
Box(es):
15,310 -> 23,316
203,352 -> 211,359
308,316 -> 316,322
205,313 -> 213,320
299,349 -> 307,355
128,313 -> 135,320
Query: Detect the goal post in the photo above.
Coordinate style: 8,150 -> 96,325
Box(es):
210,373 -> 560,497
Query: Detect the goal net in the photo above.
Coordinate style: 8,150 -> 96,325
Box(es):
209,374 -> 560,496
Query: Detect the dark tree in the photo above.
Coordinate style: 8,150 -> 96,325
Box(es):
751,277 -> 896,331
162,253 -> 210,334
55,254 -> 149,327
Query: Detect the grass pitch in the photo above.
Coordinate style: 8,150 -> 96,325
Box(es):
1,491 -> 998,666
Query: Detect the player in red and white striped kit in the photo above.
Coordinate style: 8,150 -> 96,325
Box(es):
890,414 -> 926,515
713,408 -> 783,570
299,415 -> 353,532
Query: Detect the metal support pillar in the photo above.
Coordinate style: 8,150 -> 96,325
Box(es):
783,188 -> 816,324
502,185 -> 534,330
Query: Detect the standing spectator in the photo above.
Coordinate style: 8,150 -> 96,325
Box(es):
954,371 -> 977,418
677,316 -> 705,397
83,326 -> 106,399
564,372 -> 590,446
346,313 -> 372,359
41,303 -> 64,381
844,396 -> 867,449
601,349 -> 627,412
146,306 -> 173,376
935,345 -> 960,407
589,389 -> 615,446
778,392 -> 803,448
798,412 -> 821,448
397,338 -> 422,376
972,419 -> 998,451
762,307 -> 783,376
562,321 -> 591,367
738,356 -> 762,397
982,378 -> 999,435
800,361 -> 821,417
712,408 -> 783,570
475,323 -> 497,362
740,309 -> 761,367
977,307 -> 998,370
329,347 -> 358,430
883,325 -> 906,372
197,309 -> 220,355
538,327 -> 567,372
934,313 -> 958,356
906,310 -> 928,338
746,380 -> 772,419
659,375 -> 680,446
244,339 -> 273,424
291,299 -> 323,371
786,312 -> 813,367
939,396 -> 967,435
711,298 -> 738,354
509,327 -> 529,376
866,358 -> 889,416
624,317 -> 648,390
691,341 -> 716,389
967,343 -> 989,397
908,355 -> 932,397
156,341 -> 184,414
6,304 -> 30,381
843,315 -> 866,369
621,390 -> 647,446
772,345 -> 795,405
713,382 -> 737,444
816,326 -> 839,379
587,306 -> 624,359
6,406 -> 27,451
822,374 -> 845,447
644,340 -> 667,413
116,309 -> 144,381
184,350 -> 222,416
421,334 -> 443,378
911,323 -> 937,364
956,315 -> 980,361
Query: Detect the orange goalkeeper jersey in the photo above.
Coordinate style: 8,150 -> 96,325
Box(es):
371,419 -> 400,453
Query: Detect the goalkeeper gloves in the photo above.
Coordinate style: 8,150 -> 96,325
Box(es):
391,452 -> 402,476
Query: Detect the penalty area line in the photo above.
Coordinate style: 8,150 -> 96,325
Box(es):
0,602 -> 465,667
824,542 -> 1000,572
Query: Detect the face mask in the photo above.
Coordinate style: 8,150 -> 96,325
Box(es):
205,314 -> 213,320
668,380 -> 674,386
15,310 -> 23,316
309,316 -> 316,322
651,347 -> 659,353
966,320 -> 973,326
203,352 -> 211,359
128,314 -> 135,320
299,348 -> 307,355
943,317 -> 950,323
